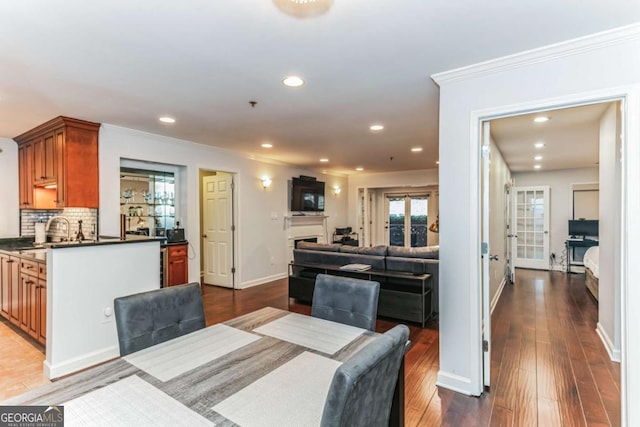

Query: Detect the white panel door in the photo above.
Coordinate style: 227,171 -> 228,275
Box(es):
481,121 -> 491,387
512,186 -> 550,270
202,173 -> 233,287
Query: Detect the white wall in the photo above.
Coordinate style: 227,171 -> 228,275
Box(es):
99,125 -> 348,288
347,169 -> 439,246
488,139 -> 511,308
0,138 -> 19,237
598,102 -> 622,360
433,24 -> 640,422
514,167 -> 599,271
46,241 -> 159,379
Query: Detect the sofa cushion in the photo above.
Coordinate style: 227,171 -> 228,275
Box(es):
297,242 -> 342,252
387,245 -> 439,259
339,245 -> 387,256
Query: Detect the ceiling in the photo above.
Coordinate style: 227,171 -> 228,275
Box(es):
1,1 -> 638,176
490,102 -> 614,173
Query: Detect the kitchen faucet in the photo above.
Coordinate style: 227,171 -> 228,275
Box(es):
45,216 -> 71,242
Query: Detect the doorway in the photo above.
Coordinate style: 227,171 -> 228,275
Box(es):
384,194 -> 429,247
200,170 -> 236,288
479,98 -> 623,390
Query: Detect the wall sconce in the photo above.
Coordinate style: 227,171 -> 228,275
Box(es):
261,177 -> 272,189
333,185 -> 341,196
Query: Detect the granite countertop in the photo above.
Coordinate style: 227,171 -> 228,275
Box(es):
0,236 -> 170,258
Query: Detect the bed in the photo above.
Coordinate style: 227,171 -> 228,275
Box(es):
583,246 -> 599,301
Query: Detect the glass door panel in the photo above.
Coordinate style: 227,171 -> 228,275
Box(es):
410,196 -> 428,247
388,197 -> 405,246
512,186 -> 550,270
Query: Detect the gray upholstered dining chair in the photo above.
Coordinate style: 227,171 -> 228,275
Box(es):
311,273 -> 380,331
114,282 -> 206,356
320,324 -> 410,427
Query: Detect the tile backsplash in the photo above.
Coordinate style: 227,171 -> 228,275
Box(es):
21,208 -> 99,241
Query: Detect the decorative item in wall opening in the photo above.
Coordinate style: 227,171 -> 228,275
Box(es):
428,215 -> 439,233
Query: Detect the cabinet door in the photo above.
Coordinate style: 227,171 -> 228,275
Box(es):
54,128 -> 66,207
28,276 -> 38,339
0,254 -> 9,318
9,257 -> 19,326
167,245 -> 188,286
18,144 -> 35,208
37,278 -> 47,345
34,133 -> 56,184
19,273 -> 33,332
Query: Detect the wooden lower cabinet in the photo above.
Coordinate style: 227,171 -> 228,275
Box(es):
0,253 -> 46,345
166,244 -> 188,286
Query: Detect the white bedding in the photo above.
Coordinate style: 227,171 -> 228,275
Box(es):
583,246 -> 599,278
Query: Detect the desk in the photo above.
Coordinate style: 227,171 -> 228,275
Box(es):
5,307 -> 405,426
565,239 -> 598,273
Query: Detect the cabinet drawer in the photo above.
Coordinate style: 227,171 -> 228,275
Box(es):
168,245 -> 187,258
20,259 -> 39,275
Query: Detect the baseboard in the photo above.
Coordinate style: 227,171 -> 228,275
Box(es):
239,272 -> 288,289
550,265 -> 565,272
436,370 -> 477,396
491,278 -> 506,314
596,322 -> 621,362
44,345 -> 120,379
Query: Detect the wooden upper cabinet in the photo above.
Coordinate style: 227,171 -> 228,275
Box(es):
18,143 -> 35,208
14,116 -> 100,209
33,132 -> 56,185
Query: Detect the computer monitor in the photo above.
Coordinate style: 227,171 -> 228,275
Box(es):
568,219 -> 598,237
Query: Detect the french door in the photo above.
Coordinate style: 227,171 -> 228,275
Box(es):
385,194 -> 428,247
511,186 -> 550,270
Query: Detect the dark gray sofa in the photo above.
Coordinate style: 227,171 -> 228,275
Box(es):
289,242 -> 439,325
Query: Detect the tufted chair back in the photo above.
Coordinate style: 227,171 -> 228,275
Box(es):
114,282 -> 206,356
311,274 -> 379,331
320,324 -> 410,427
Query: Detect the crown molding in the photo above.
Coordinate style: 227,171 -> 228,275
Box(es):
431,23 -> 640,86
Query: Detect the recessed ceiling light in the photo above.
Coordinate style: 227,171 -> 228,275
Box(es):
411,147 -> 423,152
534,155 -> 543,160
319,158 -> 329,163
534,164 -> 542,169
282,76 -> 304,87
159,117 -> 175,124
261,143 -> 273,148
533,116 -> 550,123
355,167 -> 364,171
534,142 -> 545,148
369,124 -> 384,132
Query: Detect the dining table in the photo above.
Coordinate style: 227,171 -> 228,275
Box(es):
4,307 -> 406,426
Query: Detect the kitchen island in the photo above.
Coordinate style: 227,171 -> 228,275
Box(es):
0,237 -> 161,379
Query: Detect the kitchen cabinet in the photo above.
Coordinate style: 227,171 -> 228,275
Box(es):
0,253 -> 18,319
16,257 -> 46,345
14,116 -> 100,209
166,244 -> 188,286
18,143 -> 35,208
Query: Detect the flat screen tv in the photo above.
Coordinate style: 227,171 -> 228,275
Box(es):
568,219 -> 599,237
291,177 -> 325,212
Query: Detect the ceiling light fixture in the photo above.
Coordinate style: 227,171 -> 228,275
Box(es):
319,158 -> 329,163
282,76 -> 304,87
261,143 -> 273,148
273,0 -> 334,19
159,117 -> 175,124
355,167 -> 364,172
534,142 -> 545,148
534,165 -> 542,169
533,116 -> 550,123
411,147 -> 423,152
369,124 -> 384,132
534,155 -> 543,160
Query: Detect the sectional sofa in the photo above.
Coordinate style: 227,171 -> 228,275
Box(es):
289,241 -> 439,326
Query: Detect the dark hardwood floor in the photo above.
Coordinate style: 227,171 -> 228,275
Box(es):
202,269 -> 620,426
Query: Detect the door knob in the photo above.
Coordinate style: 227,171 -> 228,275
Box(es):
202,234 -> 208,238
489,255 -> 499,261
